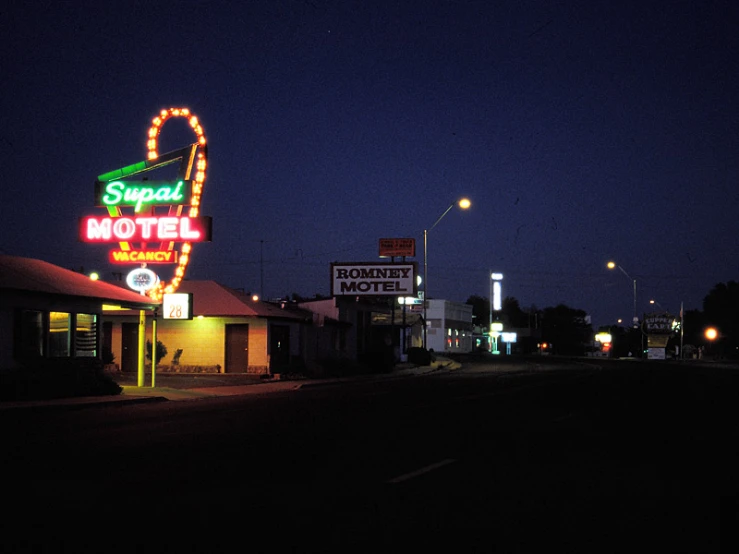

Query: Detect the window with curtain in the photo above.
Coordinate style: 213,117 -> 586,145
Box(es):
49,312 -> 71,357
75,313 -> 97,357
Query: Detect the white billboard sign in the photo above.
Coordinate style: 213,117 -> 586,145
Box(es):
331,262 -> 417,296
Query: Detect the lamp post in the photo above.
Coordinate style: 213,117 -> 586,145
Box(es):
423,197 -> 471,349
607,261 -> 637,327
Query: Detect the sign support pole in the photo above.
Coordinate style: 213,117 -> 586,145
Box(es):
137,309 -> 145,387
402,255 -> 407,361
151,309 -> 158,387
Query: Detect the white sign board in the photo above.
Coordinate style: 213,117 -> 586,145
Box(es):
331,263 -> 417,296
162,293 -> 193,320
647,347 -> 666,360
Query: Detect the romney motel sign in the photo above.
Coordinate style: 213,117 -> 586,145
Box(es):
331,263 -> 417,296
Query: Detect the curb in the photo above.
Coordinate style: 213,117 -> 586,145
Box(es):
0,362 -> 458,411
0,394 -> 166,413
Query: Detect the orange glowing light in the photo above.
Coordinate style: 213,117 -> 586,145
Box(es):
144,107 -> 209,301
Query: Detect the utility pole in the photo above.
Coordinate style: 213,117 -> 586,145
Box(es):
260,239 -> 264,299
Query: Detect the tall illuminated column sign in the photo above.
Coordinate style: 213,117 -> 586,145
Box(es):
489,272 -> 503,354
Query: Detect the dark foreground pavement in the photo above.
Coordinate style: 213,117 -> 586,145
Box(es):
0,356 -> 466,411
1,355 -> 738,552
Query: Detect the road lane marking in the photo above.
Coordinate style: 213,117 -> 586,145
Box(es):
386,458 -> 457,484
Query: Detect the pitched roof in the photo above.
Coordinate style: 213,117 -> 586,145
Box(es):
167,280 -> 313,320
0,255 -> 160,310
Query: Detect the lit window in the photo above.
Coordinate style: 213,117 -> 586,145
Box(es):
75,314 -> 97,357
49,312 -> 71,357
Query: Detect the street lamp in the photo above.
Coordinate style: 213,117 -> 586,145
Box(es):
423,197 -> 471,349
649,299 -> 664,311
607,261 -> 637,327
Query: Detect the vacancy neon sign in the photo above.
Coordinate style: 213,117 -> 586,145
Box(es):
81,216 -> 211,242
109,250 -> 179,264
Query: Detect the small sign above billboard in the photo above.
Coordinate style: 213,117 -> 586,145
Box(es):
379,238 -> 415,258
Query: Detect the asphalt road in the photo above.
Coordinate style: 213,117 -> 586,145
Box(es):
1,356 -> 737,553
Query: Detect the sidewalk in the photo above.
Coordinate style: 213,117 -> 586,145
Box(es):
0,357 -> 458,412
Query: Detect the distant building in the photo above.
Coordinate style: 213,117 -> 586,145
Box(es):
425,299 -> 474,354
298,296 -> 422,369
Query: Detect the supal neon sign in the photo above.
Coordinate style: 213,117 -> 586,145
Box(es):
94,180 -> 193,212
80,216 -> 211,243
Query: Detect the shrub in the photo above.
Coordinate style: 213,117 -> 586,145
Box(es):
407,347 -> 434,366
146,340 -> 168,366
102,347 -> 116,365
0,359 -> 122,401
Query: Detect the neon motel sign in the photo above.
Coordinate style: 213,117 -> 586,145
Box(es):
82,107 -> 210,300
94,180 -> 193,212
330,263 -> 417,296
80,216 -> 212,242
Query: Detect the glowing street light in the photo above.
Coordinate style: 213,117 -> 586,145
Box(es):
422,197 -> 471,349
607,261 -> 637,327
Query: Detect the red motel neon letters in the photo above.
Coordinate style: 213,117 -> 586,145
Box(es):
80,216 -> 212,243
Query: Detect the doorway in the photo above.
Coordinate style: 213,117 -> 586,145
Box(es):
269,324 -> 290,372
225,324 -> 249,373
121,323 -> 138,373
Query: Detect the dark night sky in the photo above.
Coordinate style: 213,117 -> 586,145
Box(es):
1,0 -> 738,328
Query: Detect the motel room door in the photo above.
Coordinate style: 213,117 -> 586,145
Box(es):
121,323 -> 138,373
225,323 -> 249,373
269,324 -> 290,372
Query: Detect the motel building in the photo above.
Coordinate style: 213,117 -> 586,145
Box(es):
424,299 -> 474,354
0,255 -> 158,377
2,252 -> 451,390
102,280 -> 315,376
102,279 -> 411,377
